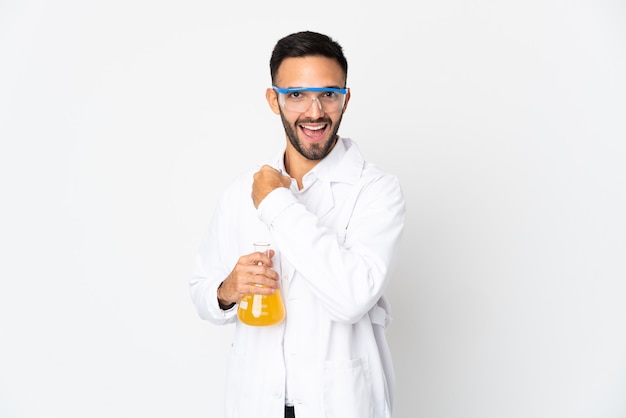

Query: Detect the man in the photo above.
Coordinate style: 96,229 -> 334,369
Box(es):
190,31 -> 405,418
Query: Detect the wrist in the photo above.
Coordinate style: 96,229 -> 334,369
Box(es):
217,281 -> 236,310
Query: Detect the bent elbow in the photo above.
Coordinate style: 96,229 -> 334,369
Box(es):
325,297 -> 377,324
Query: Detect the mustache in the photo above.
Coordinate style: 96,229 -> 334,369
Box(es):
296,117 -> 332,125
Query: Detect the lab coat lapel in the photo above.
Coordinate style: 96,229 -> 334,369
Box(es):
315,180 -> 335,220
308,137 -> 363,220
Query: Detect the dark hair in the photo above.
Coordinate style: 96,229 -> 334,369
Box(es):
269,31 -> 348,85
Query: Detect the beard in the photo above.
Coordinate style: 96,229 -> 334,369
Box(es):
279,109 -> 343,161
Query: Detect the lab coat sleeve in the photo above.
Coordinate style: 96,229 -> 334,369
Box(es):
257,172 -> 405,323
189,194 -> 239,325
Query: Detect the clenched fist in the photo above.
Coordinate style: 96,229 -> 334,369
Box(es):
251,165 -> 291,208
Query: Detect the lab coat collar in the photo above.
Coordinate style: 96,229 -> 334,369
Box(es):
268,137 -> 365,185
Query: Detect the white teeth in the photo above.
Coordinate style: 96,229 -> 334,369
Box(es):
302,125 -> 325,131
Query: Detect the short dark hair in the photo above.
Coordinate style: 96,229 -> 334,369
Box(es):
269,31 -> 348,86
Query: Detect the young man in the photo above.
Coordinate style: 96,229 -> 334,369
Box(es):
190,31 -> 405,418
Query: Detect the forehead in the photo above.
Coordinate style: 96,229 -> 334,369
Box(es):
274,56 -> 346,88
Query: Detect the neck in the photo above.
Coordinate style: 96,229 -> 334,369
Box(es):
284,135 -> 339,190
284,150 -> 317,190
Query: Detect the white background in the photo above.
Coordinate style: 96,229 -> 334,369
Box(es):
1,1 -> 625,417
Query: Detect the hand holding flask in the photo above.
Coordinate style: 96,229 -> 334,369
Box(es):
237,242 -> 285,326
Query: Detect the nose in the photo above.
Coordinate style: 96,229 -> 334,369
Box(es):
303,97 -> 324,117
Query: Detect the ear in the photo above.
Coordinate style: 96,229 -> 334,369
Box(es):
266,88 -> 281,115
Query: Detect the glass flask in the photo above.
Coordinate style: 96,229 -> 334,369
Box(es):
237,242 -> 285,326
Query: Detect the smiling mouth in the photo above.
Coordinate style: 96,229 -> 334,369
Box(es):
299,123 -> 328,141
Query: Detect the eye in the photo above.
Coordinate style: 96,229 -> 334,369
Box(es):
287,91 -> 302,99
322,91 -> 339,100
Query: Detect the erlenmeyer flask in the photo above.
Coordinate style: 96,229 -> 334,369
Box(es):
237,242 -> 285,326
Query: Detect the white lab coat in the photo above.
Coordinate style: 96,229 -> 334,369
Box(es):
190,137 -> 405,418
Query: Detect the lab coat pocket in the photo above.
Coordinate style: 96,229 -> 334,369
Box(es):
323,357 -> 373,418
